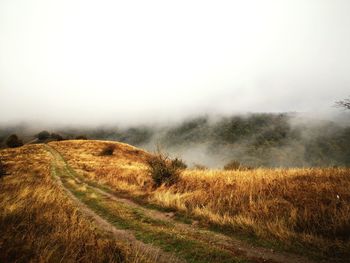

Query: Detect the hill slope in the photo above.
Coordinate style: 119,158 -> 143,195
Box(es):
1,140 -> 349,262
2,113 -> 350,167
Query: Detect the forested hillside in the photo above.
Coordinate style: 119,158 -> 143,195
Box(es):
1,113 -> 349,167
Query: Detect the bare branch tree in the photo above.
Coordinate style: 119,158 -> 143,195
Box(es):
335,97 -> 350,110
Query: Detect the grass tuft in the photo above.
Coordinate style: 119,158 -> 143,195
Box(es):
101,144 -> 116,156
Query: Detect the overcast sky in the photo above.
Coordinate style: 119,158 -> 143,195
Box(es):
1,0 -> 349,125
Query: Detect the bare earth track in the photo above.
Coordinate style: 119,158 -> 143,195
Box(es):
47,145 -> 182,263
46,144 -> 318,263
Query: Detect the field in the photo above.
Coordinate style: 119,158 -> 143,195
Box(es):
0,145 -> 129,262
1,140 -> 349,262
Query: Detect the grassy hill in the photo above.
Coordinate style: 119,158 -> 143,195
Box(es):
1,140 -> 349,262
0,144 -> 127,262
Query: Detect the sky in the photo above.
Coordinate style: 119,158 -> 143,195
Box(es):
1,0 -> 350,126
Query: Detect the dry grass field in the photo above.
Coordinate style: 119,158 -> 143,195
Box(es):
0,144 -> 158,263
50,140 -> 350,261
1,140 -> 349,262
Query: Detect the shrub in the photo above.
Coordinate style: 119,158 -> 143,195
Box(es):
37,130 -> 50,140
5,134 -> 23,148
0,158 -> 6,178
51,133 -> 64,141
76,135 -> 88,140
147,151 -> 182,187
101,145 -> 115,156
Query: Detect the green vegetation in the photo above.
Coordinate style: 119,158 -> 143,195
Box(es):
1,113 -> 350,167
37,130 -> 50,140
50,132 -> 64,141
5,134 -> 23,148
36,130 -> 64,142
160,114 -> 350,167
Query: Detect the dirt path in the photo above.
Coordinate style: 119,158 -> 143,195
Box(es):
47,145 -> 182,263
81,184 -> 315,263
46,145 -> 318,263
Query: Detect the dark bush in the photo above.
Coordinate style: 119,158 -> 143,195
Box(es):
75,135 -> 88,140
5,134 -> 23,148
51,133 -> 64,141
147,151 -> 182,187
0,158 -> 6,178
37,130 -> 50,140
101,145 -> 115,156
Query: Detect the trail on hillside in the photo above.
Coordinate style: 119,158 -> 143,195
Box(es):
46,145 -> 182,263
46,145 -> 318,263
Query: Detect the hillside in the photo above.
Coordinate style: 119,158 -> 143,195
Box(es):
0,144 -> 128,262
1,140 -> 350,262
1,113 -> 350,167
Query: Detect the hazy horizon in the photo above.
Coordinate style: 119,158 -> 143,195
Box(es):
1,0 -> 350,126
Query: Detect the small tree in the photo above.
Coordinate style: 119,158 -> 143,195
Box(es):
37,130 -> 50,140
51,133 -> 64,141
6,134 -> 23,148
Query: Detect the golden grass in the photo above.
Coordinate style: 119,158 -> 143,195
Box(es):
50,140 -> 350,258
0,144 -> 150,262
50,140 -> 153,195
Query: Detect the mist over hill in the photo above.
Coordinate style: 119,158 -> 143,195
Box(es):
1,112 -> 349,168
